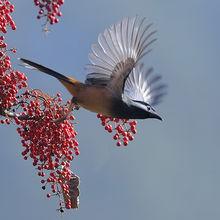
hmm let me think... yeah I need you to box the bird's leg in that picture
[71,96,80,110]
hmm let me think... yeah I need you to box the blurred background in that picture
[1,0,220,219]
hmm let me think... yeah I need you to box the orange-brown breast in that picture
[76,85,115,116]
[59,78,116,116]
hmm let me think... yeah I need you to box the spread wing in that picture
[85,16,157,96]
[122,64,167,106]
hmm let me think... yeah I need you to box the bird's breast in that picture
[76,85,115,116]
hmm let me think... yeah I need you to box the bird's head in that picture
[128,99,162,120]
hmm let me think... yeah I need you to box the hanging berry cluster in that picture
[97,114,137,146]
[0,39,27,123]
[15,90,80,210]
[0,0,80,212]
[34,0,64,25]
[0,1,22,115]
[0,0,16,33]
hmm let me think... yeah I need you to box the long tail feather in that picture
[19,58,81,96]
[20,58,77,84]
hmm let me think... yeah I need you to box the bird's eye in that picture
[147,106,151,111]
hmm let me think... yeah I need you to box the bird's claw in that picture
[71,97,80,110]
[74,105,80,110]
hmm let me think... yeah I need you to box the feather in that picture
[85,64,112,76]
[123,63,166,106]
[85,16,157,91]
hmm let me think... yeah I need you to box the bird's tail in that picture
[19,58,81,96]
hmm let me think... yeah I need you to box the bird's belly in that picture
[77,86,114,116]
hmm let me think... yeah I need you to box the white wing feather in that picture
[122,64,166,106]
[85,16,156,85]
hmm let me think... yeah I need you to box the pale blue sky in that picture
[1,0,220,219]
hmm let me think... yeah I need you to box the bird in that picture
[20,16,166,120]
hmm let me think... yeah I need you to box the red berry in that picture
[46,193,51,198]
[116,141,121,147]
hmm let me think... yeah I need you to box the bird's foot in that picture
[71,97,80,110]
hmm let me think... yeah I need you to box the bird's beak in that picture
[149,112,163,121]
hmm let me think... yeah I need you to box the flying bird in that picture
[20,16,166,120]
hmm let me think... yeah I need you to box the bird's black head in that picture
[111,98,162,120]
[127,100,162,120]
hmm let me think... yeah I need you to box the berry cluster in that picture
[0,36,27,123]
[97,114,137,146]
[15,91,80,211]
[0,0,16,33]
[0,0,80,212]
[34,0,64,25]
